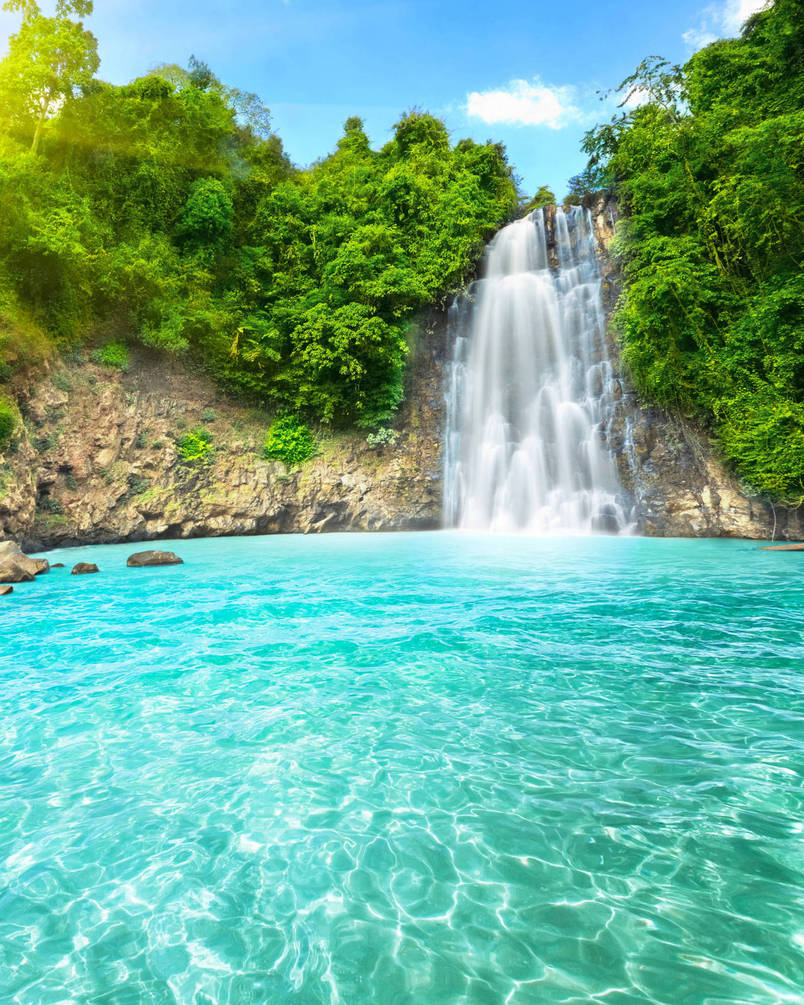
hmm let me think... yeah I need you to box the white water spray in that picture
[444,206,631,534]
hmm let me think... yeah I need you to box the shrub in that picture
[263,415,316,466]
[522,185,556,213]
[177,427,214,465]
[34,432,58,453]
[366,427,399,449]
[37,495,63,515]
[92,342,129,370]
[0,396,16,448]
[127,474,149,496]
[52,370,73,392]
[180,178,234,248]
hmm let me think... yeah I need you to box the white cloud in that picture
[683,0,771,51]
[682,26,719,49]
[722,0,771,31]
[465,78,582,130]
[620,86,652,110]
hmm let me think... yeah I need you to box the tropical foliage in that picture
[583,0,804,501]
[0,1,517,430]
[176,427,214,465]
[0,395,15,445]
[263,414,316,466]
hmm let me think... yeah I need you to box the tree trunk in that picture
[30,97,50,154]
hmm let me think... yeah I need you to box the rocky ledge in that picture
[0,313,447,551]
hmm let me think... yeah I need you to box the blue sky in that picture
[0,0,768,196]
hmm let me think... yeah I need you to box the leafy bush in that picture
[521,185,555,213]
[177,427,214,464]
[92,342,129,370]
[263,415,316,466]
[179,178,234,248]
[52,370,73,391]
[34,432,58,453]
[37,495,63,515]
[0,395,16,447]
[366,427,399,449]
[564,167,604,207]
[127,473,149,496]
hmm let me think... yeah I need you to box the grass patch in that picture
[92,342,129,370]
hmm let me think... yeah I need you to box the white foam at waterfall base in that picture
[444,206,632,534]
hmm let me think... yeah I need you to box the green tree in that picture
[0,0,99,153]
[582,0,804,502]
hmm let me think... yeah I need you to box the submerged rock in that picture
[52,562,65,568]
[0,584,13,596]
[71,562,99,575]
[126,550,183,567]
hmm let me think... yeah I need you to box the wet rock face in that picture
[589,194,803,540]
[0,311,448,549]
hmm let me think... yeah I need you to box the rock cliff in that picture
[0,202,800,547]
[0,315,448,550]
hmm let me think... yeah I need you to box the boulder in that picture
[0,540,45,579]
[51,563,65,568]
[71,562,99,575]
[126,550,183,567]
[759,543,804,551]
[0,584,13,596]
[0,563,34,583]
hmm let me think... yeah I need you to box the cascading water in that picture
[444,206,632,534]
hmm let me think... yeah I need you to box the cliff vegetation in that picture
[0,0,517,440]
[582,0,804,503]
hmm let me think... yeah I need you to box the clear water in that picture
[2,533,804,1004]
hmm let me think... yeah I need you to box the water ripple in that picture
[1,533,803,1003]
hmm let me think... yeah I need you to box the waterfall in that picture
[444,206,632,534]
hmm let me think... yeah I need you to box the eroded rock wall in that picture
[0,312,448,550]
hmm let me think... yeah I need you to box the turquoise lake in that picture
[2,532,803,1004]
